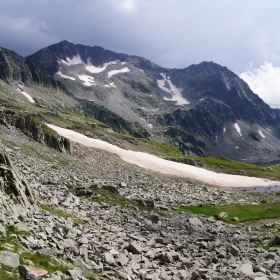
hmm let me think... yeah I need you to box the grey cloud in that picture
[1,0,280,106]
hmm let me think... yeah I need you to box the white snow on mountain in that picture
[157,73,189,105]
[56,71,76,80]
[61,55,84,66]
[16,84,35,103]
[258,128,265,138]
[109,82,117,88]
[58,56,120,74]
[86,61,117,74]
[108,67,130,78]
[234,123,242,136]
[78,75,96,86]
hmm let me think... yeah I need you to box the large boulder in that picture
[0,251,20,268]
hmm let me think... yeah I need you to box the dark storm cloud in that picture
[1,0,280,106]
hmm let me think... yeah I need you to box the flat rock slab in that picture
[0,251,20,268]
[19,265,48,280]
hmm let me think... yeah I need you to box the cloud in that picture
[113,0,138,13]
[239,62,280,108]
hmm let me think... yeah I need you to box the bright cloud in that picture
[240,62,280,108]
[113,0,138,13]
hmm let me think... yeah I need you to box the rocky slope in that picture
[1,123,280,280]
[26,41,280,163]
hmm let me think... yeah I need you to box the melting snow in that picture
[109,82,117,88]
[61,55,84,66]
[234,123,242,136]
[16,85,35,103]
[58,56,120,74]
[56,71,76,81]
[108,67,130,78]
[157,73,189,106]
[78,75,96,86]
[45,123,280,188]
[258,129,265,138]
[85,61,117,74]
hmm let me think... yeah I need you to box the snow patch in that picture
[223,127,226,133]
[108,67,130,78]
[45,123,280,188]
[258,129,265,138]
[56,71,76,81]
[109,82,117,88]
[85,61,117,74]
[149,124,153,128]
[61,55,84,66]
[16,85,35,103]
[157,73,189,106]
[234,123,242,136]
[59,56,119,74]
[78,75,96,86]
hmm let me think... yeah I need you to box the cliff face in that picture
[0,47,62,88]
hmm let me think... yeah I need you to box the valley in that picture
[0,42,280,279]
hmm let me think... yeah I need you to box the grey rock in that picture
[238,263,253,277]
[228,244,239,257]
[127,242,142,254]
[217,212,228,220]
[104,252,115,265]
[19,265,48,280]
[270,235,280,246]
[0,250,20,268]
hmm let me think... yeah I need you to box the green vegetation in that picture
[74,187,154,212]
[187,156,280,180]
[40,204,84,225]
[0,225,22,252]
[20,252,69,274]
[180,201,280,223]
[0,264,21,280]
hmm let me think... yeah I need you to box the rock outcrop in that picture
[0,111,73,154]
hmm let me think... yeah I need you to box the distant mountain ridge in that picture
[1,40,280,163]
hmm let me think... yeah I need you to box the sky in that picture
[1,0,280,108]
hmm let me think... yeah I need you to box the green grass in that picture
[0,225,23,252]
[20,252,69,274]
[40,204,84,225]
[0,264,21,280]
[180,201,280,223]
[74,187,154,212]
[187,156,280,180]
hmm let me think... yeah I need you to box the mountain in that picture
[1,42,280,280]
[24,40,280,163]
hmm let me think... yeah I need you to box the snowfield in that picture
[108,67,130,78]
[78,75,96,86]
[46,124,280,188]
[157,73,189,105]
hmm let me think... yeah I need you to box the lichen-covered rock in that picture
[0,251,20,268]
